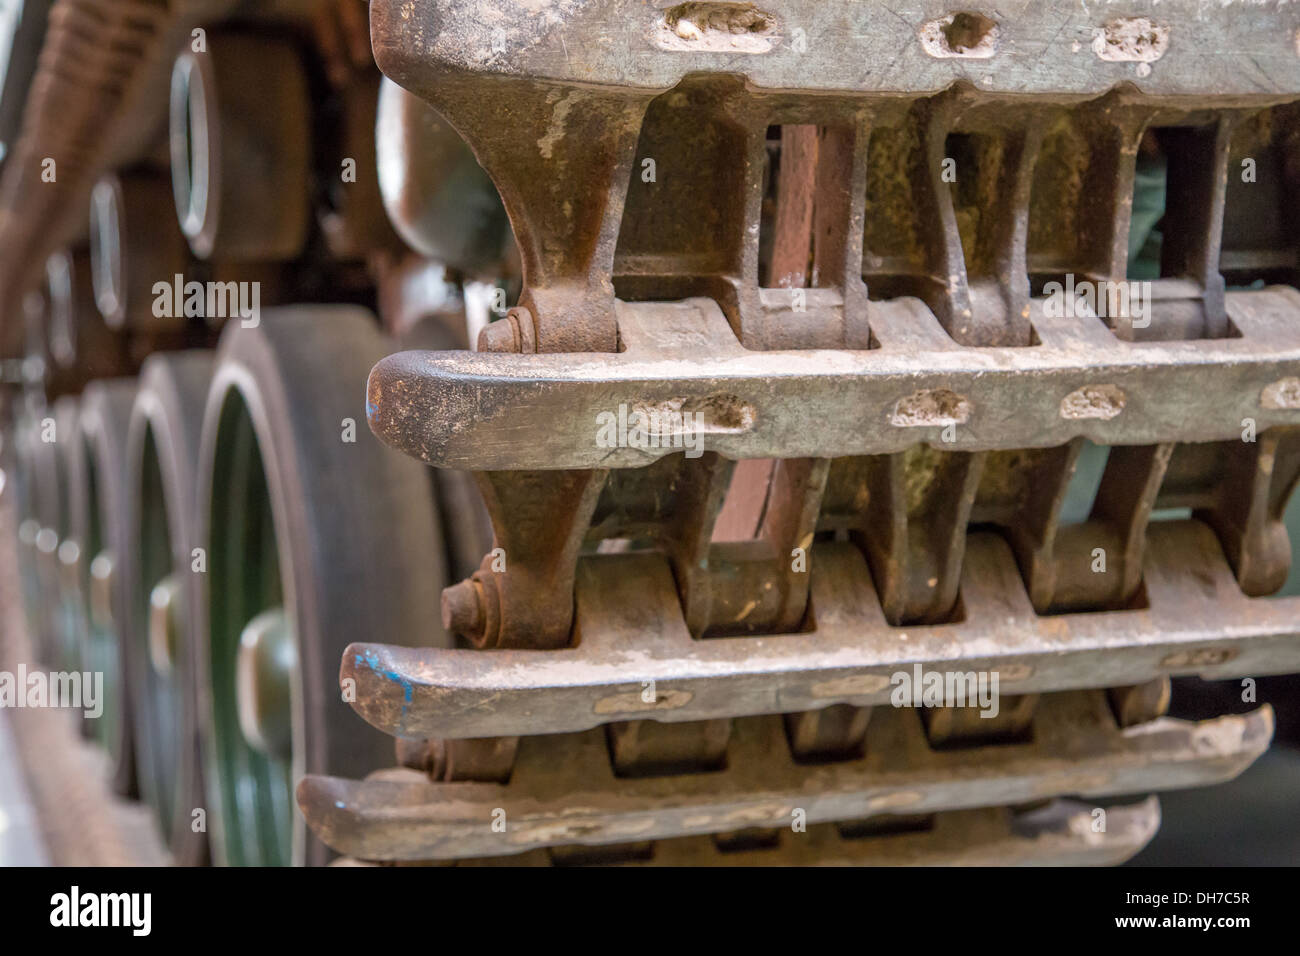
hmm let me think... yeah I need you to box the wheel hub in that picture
[234,607,294,759]
[147,575,181,678]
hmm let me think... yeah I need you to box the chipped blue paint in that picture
[360,649,414,725]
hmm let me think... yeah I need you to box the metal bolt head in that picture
[477,306,536,353]
[477,316,519,352]
[508,306,537,352]
[395,737,442,777]
[441,578,485,640]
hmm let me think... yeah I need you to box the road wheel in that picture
[197,306,446,866]
[77,379,141,797]
[127,351,216,864]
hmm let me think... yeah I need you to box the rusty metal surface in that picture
[369,291,1300,470]
[2,0,1297,867]
[339,798,1162,867]
[343,523,1300,741]
[598,797,1162,867]
[370,2,1300,358]
[442,468,606,649]
[371,1,1300,99]
[298,692,1269,861]
[313,1,1300,865]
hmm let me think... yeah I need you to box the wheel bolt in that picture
[478,316,518,352]
[441,578,485,640]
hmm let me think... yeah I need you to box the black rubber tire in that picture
[196,306,446,866]
[76,379,141,799]
[127,351,215,866]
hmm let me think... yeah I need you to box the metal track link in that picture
[344,523,1299,741]
[369,292,1300,471]
[300,0,1300,862]
[333,798,1162,867]
[298,693,1268,862]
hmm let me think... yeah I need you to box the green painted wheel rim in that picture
[206,387,297,867]
[134,424,184,839]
